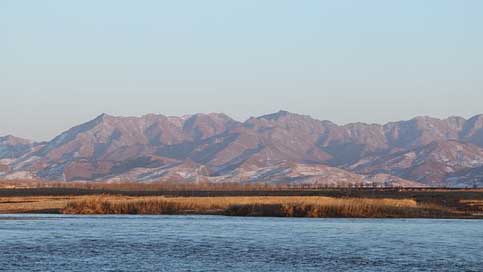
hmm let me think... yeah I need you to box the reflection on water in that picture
[1,215,482,272]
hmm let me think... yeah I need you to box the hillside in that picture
[2,111,483,187]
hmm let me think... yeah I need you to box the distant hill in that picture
[2,111,483,187]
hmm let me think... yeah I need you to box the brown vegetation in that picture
[60,196,465,218]
[460,200,483,213]
[0,196,69,213]
[1,181,483,218]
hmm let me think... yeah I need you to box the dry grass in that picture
[61,196,458,218]
[460,200,483,212]
[0,194,476,218]
[0,196,70,213]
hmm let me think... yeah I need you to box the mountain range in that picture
[1,111,483,187]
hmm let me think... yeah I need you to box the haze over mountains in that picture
[1,111,483,187]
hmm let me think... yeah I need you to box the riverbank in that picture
[1,195,482,218]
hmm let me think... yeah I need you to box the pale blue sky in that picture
[1,0,482,140]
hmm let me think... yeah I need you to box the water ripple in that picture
[0,215,482,271]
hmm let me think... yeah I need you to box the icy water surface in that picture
[0,215,482,271]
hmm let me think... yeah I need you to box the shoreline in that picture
[2,214,483,220]
[1,194,482,219]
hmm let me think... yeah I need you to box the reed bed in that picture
[0,196,69,213]
[460,200,483,212]
[62,196,457,218]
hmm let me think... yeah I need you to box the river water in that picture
[0,215,482,271]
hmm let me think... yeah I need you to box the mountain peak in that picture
[91,113,118,124]
[3,111,483,187]
[257,110,306,121]
[411,115,439,123]
[188,112,233,120]
[0,135,32,145]
[96,113,112,119]
[0,135,35,160]
[467,114,483,123]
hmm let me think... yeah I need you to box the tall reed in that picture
[62,196,456,218]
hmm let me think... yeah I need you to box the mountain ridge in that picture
[2,111,483,187]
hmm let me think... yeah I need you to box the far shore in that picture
[1,189,482,219]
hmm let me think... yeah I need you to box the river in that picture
[1,215,482,271]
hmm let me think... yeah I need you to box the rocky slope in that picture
[2,111,483,187]
[0,135,41,176]
[0,135,36,160]
[350,140,483,186]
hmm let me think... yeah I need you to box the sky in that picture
[1,0,482,141]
